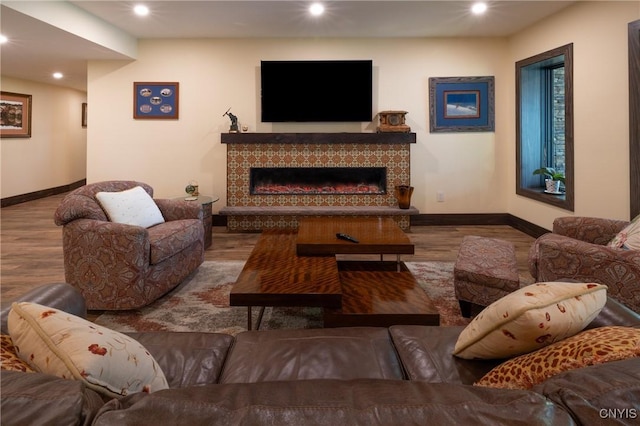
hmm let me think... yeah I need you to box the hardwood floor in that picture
[0,193,536,301]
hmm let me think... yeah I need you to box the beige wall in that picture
[3,2,637,228]
[88,37,508,212]
[1,77,86,198]
[506,1,639,226]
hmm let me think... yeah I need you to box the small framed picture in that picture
[429,76,495,133]
[133,82,179,119]
[1,91,32,138]
[82,103,88,128]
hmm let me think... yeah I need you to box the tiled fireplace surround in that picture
[220,133,417,231]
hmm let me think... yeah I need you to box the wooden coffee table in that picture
[297,217,414,271]
[230,217,439,329]
[229,230,342,330]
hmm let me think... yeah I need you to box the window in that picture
[516,44,574,211]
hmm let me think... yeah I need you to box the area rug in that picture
[94,260,483,335]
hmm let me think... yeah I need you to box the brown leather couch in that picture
[529,216,640,313]
[2,283,639,426]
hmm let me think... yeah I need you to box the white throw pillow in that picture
[453,282,607,360]
[96,185,165,228]
[608,214,640,250]
[8,302,168,399]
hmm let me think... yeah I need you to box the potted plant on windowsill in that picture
[533,167,565,194]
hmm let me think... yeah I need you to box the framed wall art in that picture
[428,76,494,133]
[1,91,32,138]
[133,82,179,119]
[82,103,88,128]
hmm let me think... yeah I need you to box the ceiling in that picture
[1,1,576,91]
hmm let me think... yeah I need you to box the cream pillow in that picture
[8,302,168,399]
[453,282,607,360]
[96,185,165,228]
[608,214,640,250]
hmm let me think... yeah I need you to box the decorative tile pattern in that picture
[225,142,412,230]
[227,215,411,232]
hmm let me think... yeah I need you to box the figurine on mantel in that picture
[223,108,239,133]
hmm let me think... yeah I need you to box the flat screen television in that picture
[260,60,373,122]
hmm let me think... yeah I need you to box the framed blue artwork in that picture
[429,76,494,132]
[133,82,179,119]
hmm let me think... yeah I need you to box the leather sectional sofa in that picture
[2,283,639,425]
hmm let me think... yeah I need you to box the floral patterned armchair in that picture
[54,181,205,310]
[528,216,640,313]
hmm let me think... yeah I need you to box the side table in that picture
[174,195,219,249]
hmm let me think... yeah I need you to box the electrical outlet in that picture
[436,191,445,202]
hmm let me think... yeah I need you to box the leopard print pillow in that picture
[475,326,640,390]
[0,334,34,373]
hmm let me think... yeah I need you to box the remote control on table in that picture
[336,233,359,243]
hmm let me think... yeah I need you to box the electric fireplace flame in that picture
[250,167,387,195]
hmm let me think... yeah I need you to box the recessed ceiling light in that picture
[134,4,150,16]
[471,2,488,15]
[0,34,8,44]
[309,3,324,17]
[53,72,64,79]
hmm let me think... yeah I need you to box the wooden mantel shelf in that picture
[221,132,416,144]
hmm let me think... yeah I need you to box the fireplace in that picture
[220,132,416,231]
[250,167,386,195]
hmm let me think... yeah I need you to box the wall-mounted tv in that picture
[260,60,373,122]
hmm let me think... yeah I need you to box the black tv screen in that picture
[261,60,373,122]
